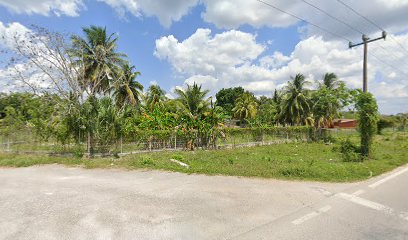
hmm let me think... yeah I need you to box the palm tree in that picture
[112,63,143,108]
[146,85,166,111]
[279,74,311,125]
[71,25,126,96]
[232,92,258,124]
[175,83,209,116]
[321,73,342,90]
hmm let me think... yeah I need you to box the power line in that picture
[376,43,408,68]
[335,0,408,56]
[300,0,364,35]
[256,0,408,82]
[256,0,351,42]
[370,52,408,78]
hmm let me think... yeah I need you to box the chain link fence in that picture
[0,128,359,156]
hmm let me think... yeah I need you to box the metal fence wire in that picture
[0,128,358,156]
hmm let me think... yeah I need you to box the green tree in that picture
[175,83,210,117]
[146,85,167,111]
[279,74,311,125]
[71,25,126,96]
[321,73,342,90]
[311,83,354,128]
[112,63,143,108]
[355,92,379,158]
[232,92,258,124]
[215,87,245,116]
[70,26,126,156]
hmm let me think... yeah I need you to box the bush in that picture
[141,156,154,166]
[355,92,379,158]
[72,144,84,158]
[377,118,394,134]
[339,138,361,162]
[171,154,184,161]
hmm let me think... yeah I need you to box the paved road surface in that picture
[0,164,407,239]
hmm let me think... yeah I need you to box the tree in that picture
[279,74,311,125]
[70,26,127,156]
[215,87,245,116]
[311,83,354,128]
[146,85,167,111]
[232,92,258,124]
[71,25,126,96]
[321,73,342,90]
[355,92,379,158]
[175,83,209,116]
[112,63,143,108]
[272,89,281,105]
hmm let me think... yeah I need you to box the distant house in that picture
[333,119,358,129]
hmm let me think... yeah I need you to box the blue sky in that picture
[0,0,408,114]
[0,1,301,91]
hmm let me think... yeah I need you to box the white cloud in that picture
[0,22,32,50]
[201,0,300,29]
[3,0,408,37]
[155,28,264,76]
[97,0,198,27]
[0,22,66,93]
[0,0,84,17]
[155,29,408,114]
[200,0,408,40]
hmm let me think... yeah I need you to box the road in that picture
[0,164,407,240]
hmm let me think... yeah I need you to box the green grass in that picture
[0,132,407,182]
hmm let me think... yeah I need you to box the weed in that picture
[171,154,184,161]
[141,156,154,166]
[339,138,361,162]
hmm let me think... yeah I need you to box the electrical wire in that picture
[256,0,351,42]
[300,0,364,35]
[335,0,408,56]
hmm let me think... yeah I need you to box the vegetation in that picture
[215,87,245,116]
[356,92,379,157]
[1,132,407,182]
[1,24,407,172]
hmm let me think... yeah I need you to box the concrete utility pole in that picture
[349,31,387,92]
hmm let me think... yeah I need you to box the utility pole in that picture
[349,31,387,92]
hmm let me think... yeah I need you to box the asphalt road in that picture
[0,164,407,240]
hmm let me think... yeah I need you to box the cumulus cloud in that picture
[3,0,408,37]
[97,0,198,27]
[0,0,84,17]
[155,29,264,76]
[0,22,62,93]
[201,0,408,40]
[155,28,408,113]
[0,22,32,50]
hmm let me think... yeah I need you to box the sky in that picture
[0,0,408,114]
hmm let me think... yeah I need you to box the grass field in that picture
[0,131,407,182]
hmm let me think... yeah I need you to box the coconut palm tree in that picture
[232,92,258,124]
[146,85,166,111]
[279,74,311,125]
[175,83,209,116]
[321,73,342,90]
[112,63,143,108]
[71,25,126,96]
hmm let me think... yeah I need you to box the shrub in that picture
[171,154,184,161]
[72,144,84,158]
[141,156,154,166]
[377,118,394,134]
[339,138,361,162]
[355,92,379,158]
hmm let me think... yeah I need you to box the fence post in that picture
[120,136,123,154]
[174,134,177,150]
